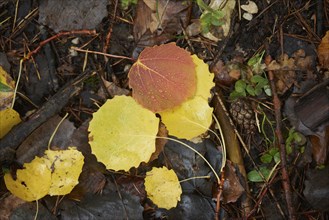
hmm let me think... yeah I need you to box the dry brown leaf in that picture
[267,50,313,94]
[318,31,329,69]
[222,160,245,203]
[149,122,168,162]
[310,126,329,166]
[133,0,191,47]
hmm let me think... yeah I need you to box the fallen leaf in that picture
[88,95,159,171]
[160,55,214,139]
[4,157,52,202]
[201,0,236,42]
[144,167,182,209]
[129,43,197,112]
[149,122,168,162]
[45,147,84,196]
[0,108,21,139]
[318,31,329,69]
[222,161,244,203]
[0,66,15,110]
[192,55,215,100]
[38,0,107,32]
[160,96,213,140]
[133,0,191,47]
[241,1,258,14]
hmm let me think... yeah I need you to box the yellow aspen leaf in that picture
[0,108,21,138]
[159,55,214,139]
[4,157,51,202]
[145,167,182,209]
[192,55,215,100]
[88,96,159,171]
[45,147,84,196]
[0,66,15,110]
[160,96,213,140]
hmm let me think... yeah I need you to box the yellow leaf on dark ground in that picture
[145,167,182,209]
[45,147,84,196]
[88,96,159,171]
[0,108,21,138]
[4,157,52,202]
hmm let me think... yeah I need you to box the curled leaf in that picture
[128,43,197,112]
[145,167,182,209]
[88,96,159,171]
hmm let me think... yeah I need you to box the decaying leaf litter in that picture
[0,0,329,219]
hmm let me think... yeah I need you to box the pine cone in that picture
[230,98,257,134]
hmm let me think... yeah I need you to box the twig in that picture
[71,46,135,61]
[265,55,296,220]
[0,70,93,165]
[23,29,97,61]
[103,0,119,56]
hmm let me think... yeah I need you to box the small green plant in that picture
[196,0,225,33]
[230,75,271,99]
[247,128,306,183]
[230,51,271,100]
[120,0,137,9]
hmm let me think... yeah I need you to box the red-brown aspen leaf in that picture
[128,43,197,112]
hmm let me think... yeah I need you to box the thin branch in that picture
[23,29,97,61]
[265,55,296,220]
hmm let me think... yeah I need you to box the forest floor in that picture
[0,0,329,219]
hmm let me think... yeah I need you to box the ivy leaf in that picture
[88,96,159,171]
[128,43,197,112]
[144,167,182,209]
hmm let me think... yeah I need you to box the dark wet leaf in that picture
[38,0,107,32]
[159,137,222,198]
[154,193,216,220]
[303,165,329,211]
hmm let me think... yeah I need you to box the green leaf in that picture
[274,152,280,163]
[235,80,246,93]
[229,90,245,100]
[246,85,255,96]
[260,153,273,164]
[268,148,278,156]
[0,81,12,92]
[251,75,265,84]
[247,167,271,182]
[263,85,272,96]
[254,87,262,96]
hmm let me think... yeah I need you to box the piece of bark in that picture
[294,79,329,131]
[0,71,92,164]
